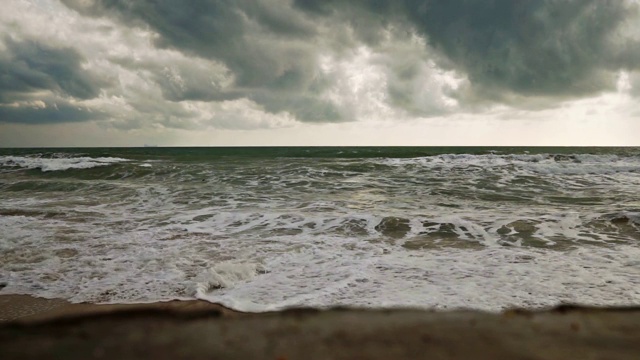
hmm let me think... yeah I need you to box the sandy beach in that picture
[2,294,640,359]
[0,294,241,323]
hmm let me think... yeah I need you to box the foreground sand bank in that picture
[1,295,640,359]
[0,294,241,323]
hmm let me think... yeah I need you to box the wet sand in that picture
[1,295,640,359]
[0,294,241,323]
[0,295,71,322]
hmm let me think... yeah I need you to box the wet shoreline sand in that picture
[0,294,241,323]
[1,294,640,359]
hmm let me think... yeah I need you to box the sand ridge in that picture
[1,295,640,359]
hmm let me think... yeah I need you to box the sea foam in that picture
[194,262,262,295]
[1,149,640,312]
[0,155,128,172]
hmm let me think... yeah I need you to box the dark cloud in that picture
[0,38,105,124]
[293,1,404,46]
[295,0,640,105]
[61,0,346,122]
[403,0,639,98]
[0,99,104,124]
[252,92,345,122]
[57,0,640,123]
[0,38,102,102]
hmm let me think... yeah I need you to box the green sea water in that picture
[2,146,639,160]
[1,147,639,311]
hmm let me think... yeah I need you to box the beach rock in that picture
[506,220,537,234]
[375,217,411,238]
[611,216,630,225]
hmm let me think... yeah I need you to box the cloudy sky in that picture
[1,0,640,146]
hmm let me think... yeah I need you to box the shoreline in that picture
[3,293,640,323]
[1,295,640,359]
[0,294,242,323]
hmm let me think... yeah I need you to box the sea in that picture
[1,147,639,312]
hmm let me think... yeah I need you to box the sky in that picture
[1,0,640,147]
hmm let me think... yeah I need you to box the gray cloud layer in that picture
[0,100,103,124]
[295,0,640,102]
[403,0,639,98]
[61,0,347,122]
[0,38,95,100]
[3,0,639,127]
[0,38,105,123]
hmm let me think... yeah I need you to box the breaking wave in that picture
[1,147,640,312]
[0,155,129,172]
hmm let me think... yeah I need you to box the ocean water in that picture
[1,147,639,312]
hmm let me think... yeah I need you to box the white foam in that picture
[193,242,640,312]
[0,156,128,172]
[375,153,640,176]
[194,262,261,295]
[2,151,640,312]
[1,205,639,311]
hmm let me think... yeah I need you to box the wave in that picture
[0,155,129,172]
[2,147,639,311]
[177,210,640,248]
[373,153,640,176]
[194,262,263,294]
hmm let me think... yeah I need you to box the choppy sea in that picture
[1,147,639,312]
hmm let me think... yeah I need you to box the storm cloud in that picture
[0,38,105,123]
[296,0,640,103]
[60,0,350,122]
[2,0,639,133]
[0,99,103,124]
[0,38,101,101]
[403,0,640,98]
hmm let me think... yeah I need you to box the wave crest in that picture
[194,262,263,296]
[0,155,128,172]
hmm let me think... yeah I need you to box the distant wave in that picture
[0,155,129,172]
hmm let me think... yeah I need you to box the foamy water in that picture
[0,154,128,172]
[1,147,639,312]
